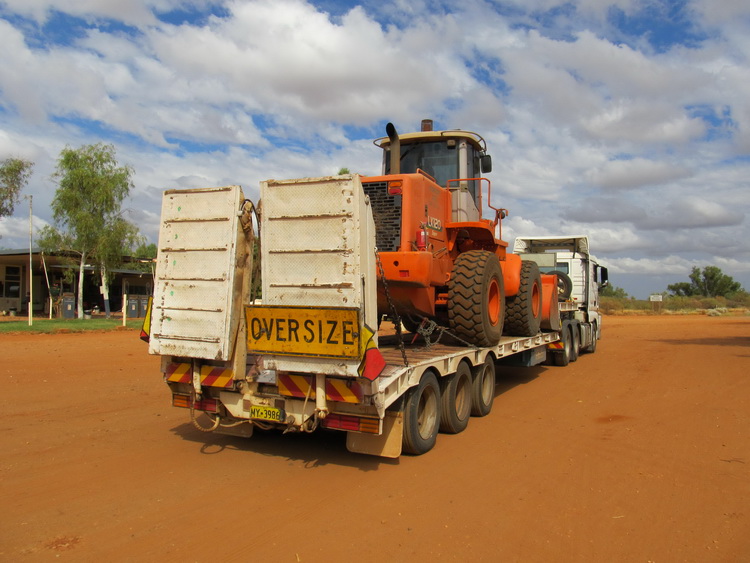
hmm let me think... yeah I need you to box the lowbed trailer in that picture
[147,177,585,458]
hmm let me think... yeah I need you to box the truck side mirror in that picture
[480,154,492,173]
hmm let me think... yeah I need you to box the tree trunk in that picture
[100,264,111,318]
[77,252,86,319]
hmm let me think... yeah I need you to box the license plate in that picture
[245,305,360,358]
[250,405,285,423]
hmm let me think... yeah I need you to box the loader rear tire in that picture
[439,361,472,434]
[504,260,543,337]
[448,250,504,347]
[402,371,441,455]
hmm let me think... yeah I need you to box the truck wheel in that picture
[504,260,543,337]
[402,371,441,455]
[439,361,472,434]
[584,322,598,353]
[554,324,571,366]
[470,355,496,417]
[549,270,573,301]
[569,322,580,362]
[448,250,504,347]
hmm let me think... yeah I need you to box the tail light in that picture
[322,413,381,434]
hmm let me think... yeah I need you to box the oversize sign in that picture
[245,305,360,359]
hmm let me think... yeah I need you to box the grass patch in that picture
[0,317,141,334]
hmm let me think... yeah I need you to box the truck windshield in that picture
[386,141,459,187]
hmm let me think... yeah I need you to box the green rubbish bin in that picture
[62,295,75,319]
[127,297,140,318]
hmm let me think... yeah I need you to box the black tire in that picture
[549,270,573,301]
[470,355,496,417]
[554,323,571,366]
[584,322,598,353]
[448,250,504,347]
[569,322,580,362]
[439,362,472,434]
[504,260,543,337]
[402,371,441,455]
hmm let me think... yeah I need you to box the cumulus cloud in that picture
[588,158,692,190]
[0,0,748,295]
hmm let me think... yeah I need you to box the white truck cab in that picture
[513,235,609,363]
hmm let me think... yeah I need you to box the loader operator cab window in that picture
[385,139,482,205]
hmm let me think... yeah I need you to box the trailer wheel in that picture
[448,250,504,347]
[402,371,441,455]
[554,324,572,366]
[470,355,496,417]
[504,260,543,337]
[439,361,472,434]
[549,270,573,301]
[569,322,580,362]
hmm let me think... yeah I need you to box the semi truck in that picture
[513,236,609,365]
[145,122,602,458]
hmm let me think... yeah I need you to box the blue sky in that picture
[1,0,749,298]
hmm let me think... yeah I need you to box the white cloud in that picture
[1,0,749,297]
[588,158,692,190]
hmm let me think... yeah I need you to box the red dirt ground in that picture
[1,315,749,561]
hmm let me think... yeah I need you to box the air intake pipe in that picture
[386,122,400,175]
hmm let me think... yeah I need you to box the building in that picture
[0,248,153,316]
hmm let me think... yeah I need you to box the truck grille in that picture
[363,181,401,252]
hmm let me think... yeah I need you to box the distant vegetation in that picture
[601,266,748,315]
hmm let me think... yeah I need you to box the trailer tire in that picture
[402,371,441,455]
[448,250,504,347]
[549,270,573,301]
[470,355,496,417]
[440,361,472,434]
[554,324,572,366]
[504,260,543,337]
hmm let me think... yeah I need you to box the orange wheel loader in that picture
[361,119,555,345]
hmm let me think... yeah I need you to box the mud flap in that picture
[214,424,254,438]
[346,410,403,458]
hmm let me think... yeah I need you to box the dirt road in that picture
[1,315,749,561]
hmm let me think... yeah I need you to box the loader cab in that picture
[376,121,492,223]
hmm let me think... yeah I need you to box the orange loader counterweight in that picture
[363,120,546,346]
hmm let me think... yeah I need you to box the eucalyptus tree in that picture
[38,143,138,318]
[0,157,33,218]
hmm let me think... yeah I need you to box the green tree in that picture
[0,157,33,218]
[667,266,743,297]
[600,284,629,299]
[130,241,157,273]
[38,143,136,318]
[337,167,351,175]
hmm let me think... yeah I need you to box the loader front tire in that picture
[448,250,504,347]
[504,260,543,337]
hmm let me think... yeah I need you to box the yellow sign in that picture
[245,305,360,358]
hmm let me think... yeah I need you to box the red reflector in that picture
[322,414,380,434]
[172,394,219,413]
[399,270,409,277]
